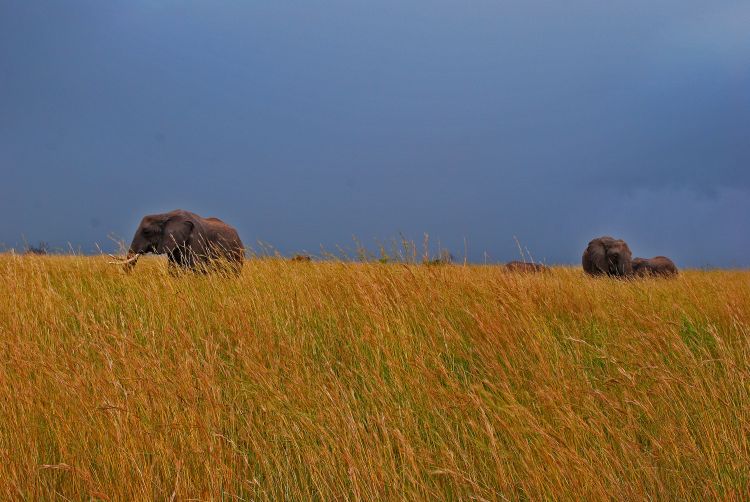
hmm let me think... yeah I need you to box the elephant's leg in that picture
[186,248,205,271]
[166,249,189,275]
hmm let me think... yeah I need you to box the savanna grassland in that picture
[1,254,749,500]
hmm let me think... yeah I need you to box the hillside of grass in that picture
[0,255,748,499]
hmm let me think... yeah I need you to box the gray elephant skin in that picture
[582,236,633,277]
[632,256,678,277]
[124,209,244,274]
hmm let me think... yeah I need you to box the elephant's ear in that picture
[157,215,194,255]
[587,241,608,274]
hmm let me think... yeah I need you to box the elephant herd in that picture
[581,236,678,278]
[503,236,677,278]
[111,209,678,278]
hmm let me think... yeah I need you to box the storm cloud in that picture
[1,1,747,266]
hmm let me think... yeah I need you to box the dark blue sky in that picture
[1,1,748,266]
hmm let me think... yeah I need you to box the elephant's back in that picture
[652,256,679,274]
[200,218,244,260]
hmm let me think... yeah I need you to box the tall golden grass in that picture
[0,254,748,500]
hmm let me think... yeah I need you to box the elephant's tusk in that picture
[107,253,140,265]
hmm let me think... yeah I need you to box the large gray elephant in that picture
[582,236,633,277]
[632,256,678,277]
[115,209,244,274]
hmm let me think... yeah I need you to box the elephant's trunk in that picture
[122,232,151,271]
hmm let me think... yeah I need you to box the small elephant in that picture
[115,209,244,274]
[505,261,548,273]
[582,236,633,277]
[632,256,678,277]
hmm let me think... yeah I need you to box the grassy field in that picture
[1,254,748,500]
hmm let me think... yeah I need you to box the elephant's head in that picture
[604,240,633,276]
[124,211,197,271]
[585,236,633,277]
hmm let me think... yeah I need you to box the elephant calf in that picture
[115,209,244,274]
[632,256,678,277]
[582,236,633,277]
[505,261,548,273]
